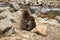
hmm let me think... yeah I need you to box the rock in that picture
[10,0,17,1]
[1,10,14,20]
[16,0,21,3]
[29,7,35,13]
[55,16,60,23]
[0,4,21,34]
[0,18,12,34]
[31,19,48,36]
[0,9,20,22]
[7,27,15,35]
[22,37,30,40]
[48,19,59,26]
[0,6,10,11]
[22,33,30,39]
[9,1,20,10]
[0,9,21,34]
[0,11,8,20]
[0,2,8,7]
[15,10,22,15]
[36,17,60,26]
[11,11,22,30]
[2,0,9,2]
[36,17,48,24]
[11,11,21,23]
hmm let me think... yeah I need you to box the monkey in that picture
[20,9,36,31]
[20,9,30,30]
[27,16,36,31]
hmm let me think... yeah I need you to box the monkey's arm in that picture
[27,21,36,31]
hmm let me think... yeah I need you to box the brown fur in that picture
[22,9,30,19]
[27,16,36,31]
[20,9,36,31]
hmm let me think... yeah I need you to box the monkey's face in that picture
[23,9,30,18]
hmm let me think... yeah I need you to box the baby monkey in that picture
[20,9,36,31]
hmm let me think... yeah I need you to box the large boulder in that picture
[0,18,12,34]
[0,7,15,34]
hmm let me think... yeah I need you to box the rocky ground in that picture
[0,22,60,40]
[0,1,60,40]
[0,6,59,40]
